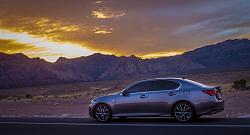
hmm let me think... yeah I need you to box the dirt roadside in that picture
[0,90,250,118]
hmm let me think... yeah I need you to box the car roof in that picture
[140,77,185,82]
[137,78,209,88]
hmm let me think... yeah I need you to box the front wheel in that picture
[173,102,194,122]
[94,104,112,122]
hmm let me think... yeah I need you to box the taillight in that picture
[202,89,217,96]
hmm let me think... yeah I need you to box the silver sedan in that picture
[89,78,224,122]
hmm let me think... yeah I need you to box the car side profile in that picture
[89,78,224,122]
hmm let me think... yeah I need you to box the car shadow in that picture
[108,117,228,124]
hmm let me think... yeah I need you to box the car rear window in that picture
[184,79,208,88]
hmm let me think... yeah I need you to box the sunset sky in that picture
[0,0,250,62]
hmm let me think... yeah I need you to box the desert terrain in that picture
[0,70,250,118]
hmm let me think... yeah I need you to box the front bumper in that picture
[88,103,95,119]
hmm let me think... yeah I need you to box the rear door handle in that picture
[168,91,176,96]
[140,94,147,98]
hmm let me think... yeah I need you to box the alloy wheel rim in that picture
[95,104,110,121]
[174,104,192,122]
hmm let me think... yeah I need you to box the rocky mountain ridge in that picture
[0,39,250,89]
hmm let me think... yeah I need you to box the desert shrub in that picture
[232,79,247,90]
[0,95,8,100]
[25,94,32,99]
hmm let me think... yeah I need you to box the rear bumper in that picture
[195,99,224,115]
[206,101,224,114]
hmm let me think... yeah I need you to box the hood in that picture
[92,92,119,102]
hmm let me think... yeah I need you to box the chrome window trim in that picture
[119,91,149,96]
[121,79,182,95]
[128,91,150,95]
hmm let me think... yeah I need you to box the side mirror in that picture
[122,91,129,96]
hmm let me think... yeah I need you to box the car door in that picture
[113,81,151,116]
[146,80,181,115]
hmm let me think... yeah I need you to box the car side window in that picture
[125,81,150,93]
[150,80,180,91]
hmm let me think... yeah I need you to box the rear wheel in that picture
[173,102,194,122]
[94,104,112,122]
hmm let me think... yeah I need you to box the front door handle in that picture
[140,94,147,98]
[168,91,176,96]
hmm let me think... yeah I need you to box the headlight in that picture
[90,99,96,104]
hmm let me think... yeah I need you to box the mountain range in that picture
[0,39,250,89]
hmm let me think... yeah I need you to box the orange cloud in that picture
[91,8,125,19]
[0,39,42,53]
[1,17,83,42]
[93,26,113,34]
[93,1,103,4]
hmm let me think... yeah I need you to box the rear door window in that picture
[150,80,180,91]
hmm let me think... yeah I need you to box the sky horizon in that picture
[1,0,250,62]
[1,38,249,63]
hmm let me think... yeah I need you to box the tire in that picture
[173,102,194,122]
[94,104,112,122]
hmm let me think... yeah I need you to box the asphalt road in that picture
[0,117,250,135]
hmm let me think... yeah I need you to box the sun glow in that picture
[141,51,183,59]
[0,29,94,62]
